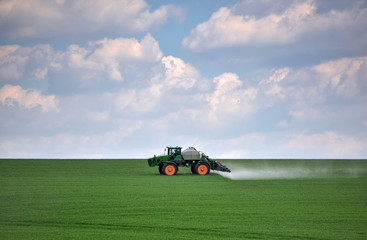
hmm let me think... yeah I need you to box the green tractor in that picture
[147,146,231,175]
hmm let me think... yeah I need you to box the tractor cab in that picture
[164,147,182,161]
[167,146,181,156]
[160,146,182,162]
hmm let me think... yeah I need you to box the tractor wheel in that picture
[191,166,197,174]
[195,162,210,175]
[158,164,164,175]
[163,163,178,176]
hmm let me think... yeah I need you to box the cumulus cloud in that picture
[208,72,257,121]
[1,53,366,158]
[281,56,367,111]
[0,0,184,39]
[0,84,58,112]
[160,56,198,89]
[114,55,200,113]
[1,32,366,158]
[203,54,367,134]
[0,34,163,95]
[311,56,367,98]
[151,56,199,92]
[61,33,163,83]
[182,0,367,51]
[0,44,54,81]
[255,56,367,132]
[0,34,201,121]
[114,88,160,113]
[187,54,367,127]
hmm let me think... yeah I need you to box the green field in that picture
[1,159,367,240]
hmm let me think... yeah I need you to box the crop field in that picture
[1,159,367,240]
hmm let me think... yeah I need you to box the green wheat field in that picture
[1,159,366,239]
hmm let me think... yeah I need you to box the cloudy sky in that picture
[1,0,367,159]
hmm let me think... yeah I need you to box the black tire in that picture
[163,163,178,176]
[158,164,164,175]
[195,162,210,175]
[191,165,197,174]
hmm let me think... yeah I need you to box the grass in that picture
[0,159,366,239]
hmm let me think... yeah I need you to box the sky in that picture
[0,0,367,159]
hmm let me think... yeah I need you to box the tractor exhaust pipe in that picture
[213,160,231,172]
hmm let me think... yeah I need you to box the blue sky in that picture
[1,0,367,158]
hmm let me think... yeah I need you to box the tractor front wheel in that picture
[158,164,164,175]
[163,163,178,176]
[191,165,197,174]
[195,162,210,175]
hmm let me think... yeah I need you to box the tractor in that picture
[147,146,231,175]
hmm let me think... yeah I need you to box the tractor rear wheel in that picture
[163,163,178,176]
[195,162,210,175]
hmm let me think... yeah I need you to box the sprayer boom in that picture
[213,160,231,172]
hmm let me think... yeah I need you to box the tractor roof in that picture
[166,146,182,149]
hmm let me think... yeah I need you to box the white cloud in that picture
[114,55,200,114]
[256,56,367,131]
[285,131,367,158]
[208,72,258,121]
[0,45,27,80]
[0,34,163,90]
[93,34,163,63]
[312,56,367,98]
[0,36,200,119]
[1,32,366,159]
[0,44,53,81]
[259,67,291,101]
[114,87,160,113]
[280,56,367,114]
[62,34,163,82]
[182,0,367,51]
[109,54,367,130]
[0,84,58,112]
[0,0,184,39]
[160,56,198,90]
[0,120,142,158]
[186,55,367,126]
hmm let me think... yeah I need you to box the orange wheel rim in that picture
[165,165,175,175]
[197,165,208,175]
